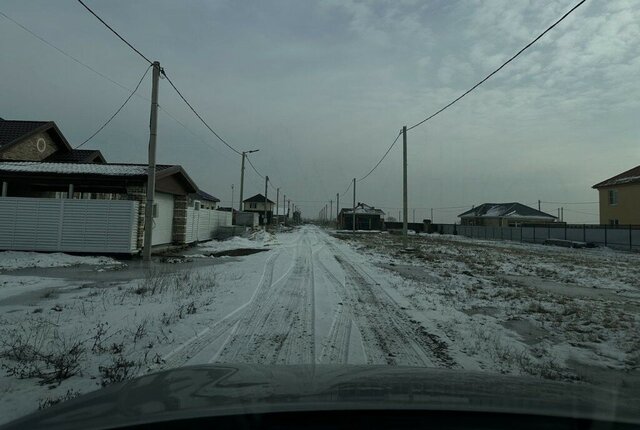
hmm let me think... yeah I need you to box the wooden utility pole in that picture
[336,193,339,226]
[352,178,356,232]
[402,125,408,247]
[283,194,287,226]
[143,61,161,262]
[538,200,541,211]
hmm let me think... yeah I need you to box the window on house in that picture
[152,203,159,218]
[608,189,618,206]
[609,219,619,226]
[250,203,257,209]
[194,201,201,211]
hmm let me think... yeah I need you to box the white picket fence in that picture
[185,208,232,243]
[0,197,139,253]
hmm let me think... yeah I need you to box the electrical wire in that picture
[357,130,402,182]
[0,10,146,98]
[76,64,152,148]
[0,9,232,158]
[407,0,586,131]
[245,155,265,179]
[160,70,242,156]
[76,0,152,64]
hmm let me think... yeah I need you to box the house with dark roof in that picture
[242,193,274,225]
[458,203,557,227]
[592,164,640,225]
[0,119,230,252]
[338,203,385,230]
[0,118,106,164]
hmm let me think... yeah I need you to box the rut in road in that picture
[160,249,281,369]
[215,230,316,364]
[325,240,456,368]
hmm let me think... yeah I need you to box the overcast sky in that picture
[1,0,638,223]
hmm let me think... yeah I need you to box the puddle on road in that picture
[208,248,269,257]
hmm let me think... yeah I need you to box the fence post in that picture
[630,225,633,251]
[604,223,607,247]
[564,224,567,240]
[520,225,523,242]
[548,224,551,241]
[510,227,512,241]
[583,224,586,242]
[533,226,535,243]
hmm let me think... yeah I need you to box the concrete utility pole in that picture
[402,125,408,247]
[538,200,541,211]
[336,193,339,227]
[561,207,564,222]
[238,149,259,212]
[352,178,356,232]
[283,194,287,226]
[275,187,279,226]
[143,61,161,262]
[231,184,234,214]
[431,208,434,223]
[288,200,291,224]
[264,176,269,229]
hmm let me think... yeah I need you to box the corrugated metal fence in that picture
[434,223,640,252]
[0,197,138,253]
[185,208,232,243]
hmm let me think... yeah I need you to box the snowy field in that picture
[0,226,638,423]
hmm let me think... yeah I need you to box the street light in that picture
[239,149,259,212]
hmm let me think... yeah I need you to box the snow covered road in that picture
[163,226,454,368]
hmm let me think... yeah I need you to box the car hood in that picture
[4,364,639,429]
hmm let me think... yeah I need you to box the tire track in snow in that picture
[313,249,352,364]
[215,229,316,364]
[324,238,456,368]
[160,248,281,369]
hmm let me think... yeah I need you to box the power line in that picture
[407,0,586,131]
[0,10,145,98]
[340,181,352,198]
[1,8,240,165]
[161,70,242,156]
[76,64,152,148]
[357,130,402,182]
[76,0,152,64]
[245,155,265,179]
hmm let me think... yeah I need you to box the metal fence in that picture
[185,208,233,243]
[0,197,139,254]
[433,223,640,252]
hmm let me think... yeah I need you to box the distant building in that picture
[458,203,556,227]
[338,203,385,230]
[242,193,274,225]
[592,164,640,225]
